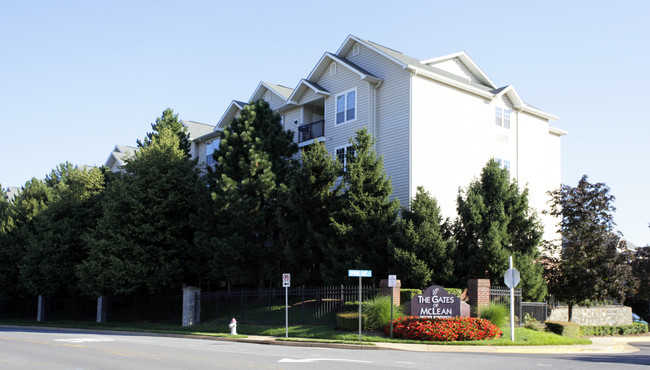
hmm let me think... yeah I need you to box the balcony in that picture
[298,119,325,143]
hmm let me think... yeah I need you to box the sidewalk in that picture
[227,333,650,354]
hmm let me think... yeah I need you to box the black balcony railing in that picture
[298,119,325,143]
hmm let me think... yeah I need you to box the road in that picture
[0,327,648,369]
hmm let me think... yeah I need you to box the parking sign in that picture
[282,273,290,287]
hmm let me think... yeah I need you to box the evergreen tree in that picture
[137,108,191,156]
[328,128,399,284]
[20,166,105,297]
[389,187,455,288]
[276,141,342,285]
[77,125,202,296]
[0,178,53,297]
[455,159,546,301]
[194,100,297,287]
[543,175,635,320]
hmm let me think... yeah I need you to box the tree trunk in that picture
[567,304,573,322]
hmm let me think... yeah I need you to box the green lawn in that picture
[0,319,591,346]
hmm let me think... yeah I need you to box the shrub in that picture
[385,316,501,341]
[545,321,581,338]
[400,289,422,304]
[523,313,544,331]
[364,295,403,330]
[343,301,370,312]
[479,303,509,328]
[336,312,367,331]
[581,322,649,336]
[445,288,463,298]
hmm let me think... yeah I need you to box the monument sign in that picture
[411,285,461,318]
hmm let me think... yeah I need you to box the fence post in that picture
[96,296,107,323]
[182,286,201,327]
[467,279,490,317]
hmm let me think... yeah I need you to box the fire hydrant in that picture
[229,318,237,335]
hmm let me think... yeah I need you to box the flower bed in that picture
[385,316,502,341]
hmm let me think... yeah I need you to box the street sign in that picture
[348,270,372,277]
[282,273,291,287]
[388,275,397,287]
[504,268,520,288]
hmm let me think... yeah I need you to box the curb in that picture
[1,325,647,354]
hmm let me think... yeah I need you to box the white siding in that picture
[428,58,481,85]
[411,74,496,218]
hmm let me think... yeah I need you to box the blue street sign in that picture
[348,270,372,277]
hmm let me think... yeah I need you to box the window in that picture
[335,145,355,172]
[330,62,336,75]
[495,107,511,129]
[206,140,220,165]
[352,43,360,56]
[264,90,272,103]
[336,89,356,125]
[495,157,511,171]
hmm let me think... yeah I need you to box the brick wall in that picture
[379,279,401,306]
[467,279,490,316]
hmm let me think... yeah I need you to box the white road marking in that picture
[396,361,415,364]
[54,338,114,343]
[278,358,372,363]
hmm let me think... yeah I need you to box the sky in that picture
[1,1,648,246]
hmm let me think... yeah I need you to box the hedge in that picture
[581,322,649,336]
[385,316,501,341]
[545,321,581,338]
[336,312,367,331]
[400,289,422,304]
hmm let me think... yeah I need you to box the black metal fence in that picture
[490,286,522,325]
[201,285,379,325]
[105,294,183,323]
[521,302,547,323]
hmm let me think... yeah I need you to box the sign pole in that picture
[358,275,362,342]
[388,274,396,339]
[285,285,288,338]
[509,256,515,342]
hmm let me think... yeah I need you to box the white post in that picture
[285,286,288,338]
[509,256,515,342]
[358,276,362,342]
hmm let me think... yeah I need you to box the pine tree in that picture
[455,159,546,301]
[194,100,297,287]
[137,108,191,156]
[276,141,342,285]
[389,187,455,288]
[77,125,201,296]
[328,128,399,284]
[20,166,105,297]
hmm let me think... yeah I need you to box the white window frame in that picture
[335,144,354,172]
[330,62,336,75]
[495,157,511,171]
[335,88,357,126]
[352,43,360,56]
[264,90,272,103]
[495,106,511,129]
[206,140,220,165]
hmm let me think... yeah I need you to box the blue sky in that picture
[1,1,648,245]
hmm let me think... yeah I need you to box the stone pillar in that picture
[379,279,401,306]
[96,296,108,323]
[182,286,201,327]
[37,295,45,322]
[467,279,490,317]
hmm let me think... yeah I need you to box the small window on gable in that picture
[264,90,272,103]
[495,157,511,171]
[495,107,511,129]
[335,88,356,125]
[352,43,360,56]
[330,62,337,76]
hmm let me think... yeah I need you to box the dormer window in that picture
[330,62,337,76]
[352,43,360,56]
[495,107,511,129]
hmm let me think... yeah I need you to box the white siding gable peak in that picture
[493,85,559,121]
[216,100,247,129]
[421,52,496,89]
[249,81,294,102]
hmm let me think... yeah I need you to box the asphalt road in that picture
[0,327,648,369]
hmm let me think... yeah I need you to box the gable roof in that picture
[336,35,557,121]
[182,120,215,139]
[250,81,294,102]
[104,145,138,169]
[287,79,330,105]
[306,52,382,84]
[216,100,247,129]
